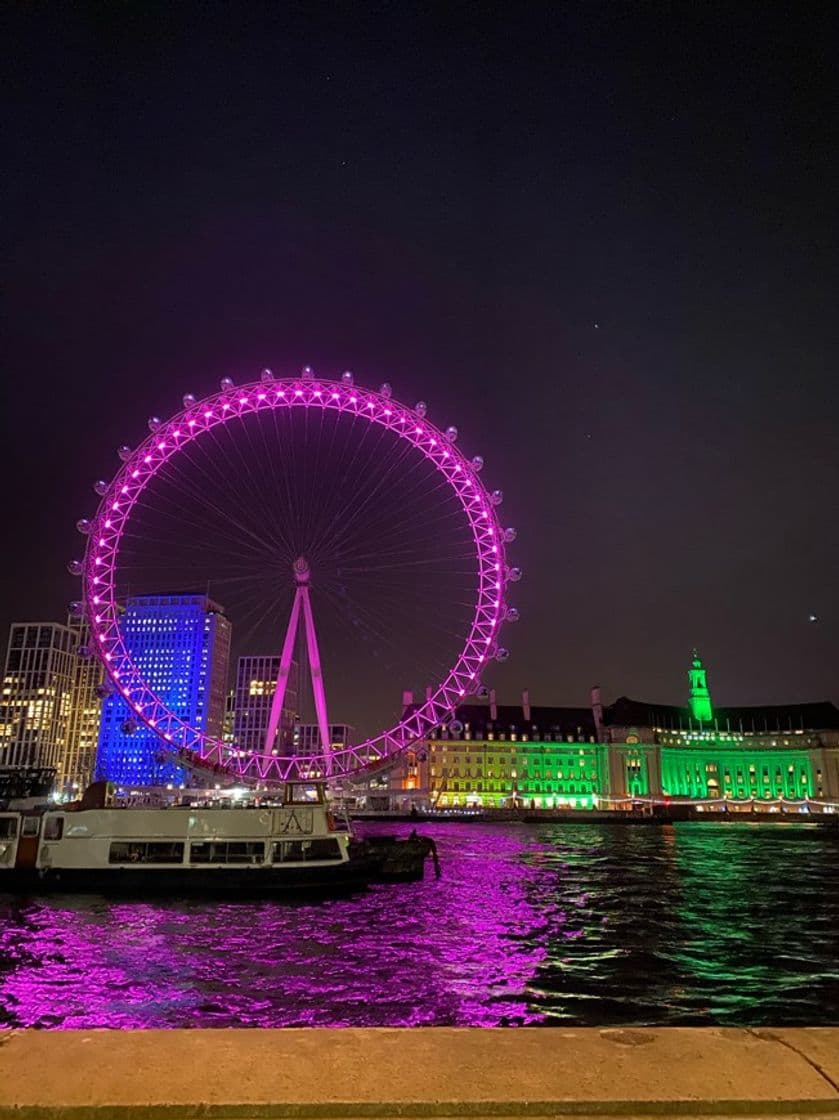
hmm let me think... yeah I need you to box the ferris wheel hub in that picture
[293,556,311,584]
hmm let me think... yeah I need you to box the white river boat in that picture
[0,780,380,896]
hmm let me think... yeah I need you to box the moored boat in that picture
[0,780,379,897]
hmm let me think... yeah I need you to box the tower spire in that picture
[688,648,712,724]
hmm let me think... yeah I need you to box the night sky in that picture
[4,2,837,716]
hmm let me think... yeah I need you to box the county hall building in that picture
[396,653,839,810]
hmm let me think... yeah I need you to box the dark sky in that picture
[3,1,837,714]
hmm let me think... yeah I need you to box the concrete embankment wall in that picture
[1,1027,838,1118]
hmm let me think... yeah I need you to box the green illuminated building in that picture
[403,653,839,810]
[418,701,604,810]
[688,649,713,723]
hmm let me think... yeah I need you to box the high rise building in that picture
[233,655,298,756]
[0,622,77,777]
[222,687,236,746]
[96,595,231,787]
[294,722,352,755]
[0,615,107,793]
[62,612,105,794]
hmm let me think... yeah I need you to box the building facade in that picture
[407,697,603,809]
[0,622,78,776]
[232,655,299,757]
[397,655,839,809]
[62,612,105,793]
[96,595,231,787]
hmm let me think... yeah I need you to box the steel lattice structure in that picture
[73,372,520,785]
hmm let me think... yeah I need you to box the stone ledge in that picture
[0,1028,837,1119]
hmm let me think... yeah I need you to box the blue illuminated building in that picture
[96,595,231,787]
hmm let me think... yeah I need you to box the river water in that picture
[1,820,838,1028]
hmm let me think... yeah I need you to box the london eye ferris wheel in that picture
[69,368,520,786]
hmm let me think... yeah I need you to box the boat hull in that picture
[0,860,375,898]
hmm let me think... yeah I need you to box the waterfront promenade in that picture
[1,1027,839,1118]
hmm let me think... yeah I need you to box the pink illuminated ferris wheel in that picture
[71,369,520,785]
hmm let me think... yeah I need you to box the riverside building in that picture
[232,655,299,756]
[294,722,352,755]
[0,615,104,792]
[399,653,839,810]
[0,622,77,776]
[61,612,105,794]
[95,595,231,787]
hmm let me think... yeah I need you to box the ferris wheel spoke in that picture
[178,420,291,557]
[122,504,273,568]
[149,450,288,560]
[313,579,454,676]
[302,411,397,560]
[315,568,477,649]
[255,409,301,558]
[229,586,292,655]
[200,423,291,558]
[325,449,460,561]
[318,409,420,539]
[233,411,301,560]
[328,515,473,567]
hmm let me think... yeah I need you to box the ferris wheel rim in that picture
[79,373,515,784]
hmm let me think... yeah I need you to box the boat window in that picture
[190,841,265,864]
[109,841,185,864]
[21,817,40,838]
[283,783,322,805]
[44,816,64,840]
[0,818,18,839]
[272,838,342,863]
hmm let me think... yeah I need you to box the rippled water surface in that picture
[2,821,838,1028]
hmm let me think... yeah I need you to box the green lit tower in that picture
[688,649,713,723]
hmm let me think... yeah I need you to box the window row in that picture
[107,838,343,864]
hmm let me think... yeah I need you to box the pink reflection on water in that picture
[0,825,549,1029]
[4,823,836,1029]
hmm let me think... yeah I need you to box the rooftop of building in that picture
[603,695,839,732]
[405,701,597,737]
[123,594,227,614]
[404,683,839,738]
